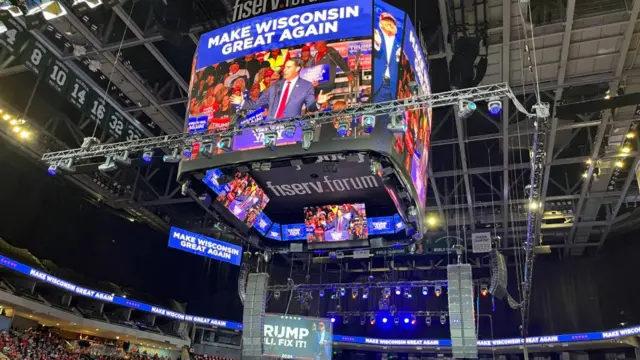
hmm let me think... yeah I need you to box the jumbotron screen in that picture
[304,203,367,243]
[216,172,269,227]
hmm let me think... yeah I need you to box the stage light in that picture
[427,215,438,227]
[343,316,349,324]
[425,317,431,326]
[182,145,193,158]
[422,287,428,296]
[434,285,442,297]
[47,164,58,176]
[383,288,391,298]
[369,315,375,325]
[114,150,131,166]
[411,315,416,325]
[163,148,181,163]
[98,156,117,172]
[217,135,233,152]
[339,287,346,297]
[480,284,488,296]
[2,114,10,121]
[12,126,20,133]
[622,146,631,154]
[283,124,296,138]
[8,119,17,125]
[337,119,350,137]
[487,99,502,115]
[582,171,589,179]
[440,315,447,325]
[457,100,476,119]
[302,126,314,150]
[264,131,278,150]
[360,316,365,326]
[393,317,399,325]
[615,160,625,168]
[19,130,31,140]
[528,201,540,210]
[319,289,324,298]
[274,291,281,300]
[586,159,592,165]
[351,288,358,299]
[58,158,75,173]
[403,288,412,299]
[361,115,375,134]
[382,317,388,324]
[626,132,636,139]
[362,288,369,299]
[386,113,406,134]
[403,317,409,324]
[142,150,153,163]
[330,317,336,323]
[395,287,401,295]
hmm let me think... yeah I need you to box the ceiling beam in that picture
[611,0,640,90]
[501,0,511,247]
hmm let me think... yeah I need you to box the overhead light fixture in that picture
[339,287,346,297]
[604,89,612,100]
[427,215,438,226]
[343,316,349,325]
[487,98,502,115]
[480,284,488,296]
[273,290,280,300]
[434,285,442,297]
[98,156,117,172]
[1,114,10,121]
[403,288,412,299]
[621,146,631,154]
[114,150,131,166]
[163,148,181,163]
[361,115,375,133]
[395,286,401,295]
[457,100,477,119]
[440,315,447,325]
[58,158,75,173]
[410,315,416,325]
[47,164,58,176]
[386,113,406,134]
[615,160,624,168]
[383,287,391,298]
[626,132,636,139]
[351,288,358,299]
[319,289,324,298]
[362,288,369,299]
[12,126,20,133]
[217,135,233,152]
[182,144,193,158]
[337,118,350,137]
[369,315,375,325]
[283,124,296,138]
[302,125,314,150]
[422,286,428,296]
[425,316,431,326]
[585,159,592,165]
[19,130,31,139]
[393,317,399,326]
[142,149,153,163]
[582,171,589,179]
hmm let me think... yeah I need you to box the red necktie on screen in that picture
[275,81,291,119]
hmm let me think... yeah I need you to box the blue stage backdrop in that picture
[167,227,243,266]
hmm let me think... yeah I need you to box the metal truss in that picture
[41,83,534,163]
[267,280,449,292]
[326,310,449,317]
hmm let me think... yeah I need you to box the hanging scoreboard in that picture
[67,76,90,111]
[45,59,71,94]
[22,40,51,76]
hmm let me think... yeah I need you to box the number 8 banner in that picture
[22,41,51,76]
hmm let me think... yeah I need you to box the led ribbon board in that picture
[168,226,243,266]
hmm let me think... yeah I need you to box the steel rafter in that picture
[41,83,533,163]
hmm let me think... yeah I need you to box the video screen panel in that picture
[216,172,269,227]
[263,314,333,360]
[304,203,367,243]
[188,0,374,152]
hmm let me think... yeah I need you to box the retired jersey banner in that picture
[168,226,243,265]
[263,314,333,360]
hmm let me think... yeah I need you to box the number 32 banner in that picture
[1,28,144,142]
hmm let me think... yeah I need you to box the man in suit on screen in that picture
[232,58,332,119]
[373,12,402,103]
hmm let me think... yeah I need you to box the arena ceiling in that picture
[0,0,639,261]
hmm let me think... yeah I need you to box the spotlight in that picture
[427,215,438,226]
[480,284,488,297]
[337,119,350,137]
[343,316,349,324]
[351,288,358,299]
[330,317,336,323]
[19,130,31,139]
[142,150,153,163]
[182,145,193,158]
[403,317,409,324]
[264,131,278,150]
[395,287,401,295]
[369,315,375,325]
[410,315,416,325]
[98,156,117,172]
[1,114,9,121]
[626,132,636,139]
[47,164,58,176]
[422,287,428,296]
[8,119,17,125]
[528,201,540,210]
[163,148,181,163]
[12,126,20,133]
[383,288,391,298]
[382,317,388,324]
[58,158,75,173]
[362,288,369,299]
[386,113,406,134]
[360,316,365,326]
[425,317,431,326]
[283,124,296,138]
[403,289,412,299]
[319,289,325,298]
[440,315,446,325]
[434,285,442,297]
[217,135,233,152]
[114,150,131,166]
[615,160,624,168]
[393,317,399,325]
[361,115,375,134]
[487,99,502,115]
[621,146,631,154]
[274,291,281,300]
[302,125,314,150]
[457,100,476,119]
[339,287,346,297]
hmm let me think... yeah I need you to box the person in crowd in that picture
[373,12,402,102]
[300,45,314,68]
[264,48,290,72]
[312,40,354,94]
[231,58,332,120]
[241,53,268,86]
[249,83,261,102]
[223,62,250,88]
[214,95,235,118]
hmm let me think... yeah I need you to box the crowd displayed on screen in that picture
[188,40,372,132]
[216,172,269,227]
[304,203,368,242]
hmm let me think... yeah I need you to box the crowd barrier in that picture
[0,253,638,347]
